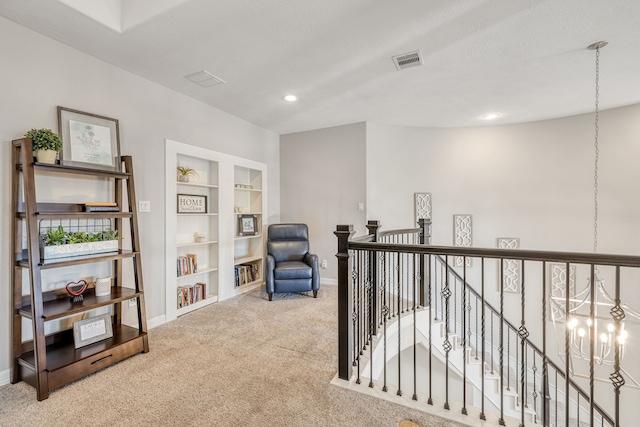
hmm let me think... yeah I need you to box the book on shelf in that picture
[84,205,120,212]
[234,263,260,287]
[176,253,198,276]
[177,282,206,308]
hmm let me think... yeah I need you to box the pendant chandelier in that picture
[550,41,640,388]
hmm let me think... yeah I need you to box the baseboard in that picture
[147,315,166,329]
[0,368,10,386]
[321,278,337,286]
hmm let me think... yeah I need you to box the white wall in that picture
[279,123,367,282]
[367,105,640,255]
[0,16,279,377]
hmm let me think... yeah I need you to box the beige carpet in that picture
[0,285,464,427]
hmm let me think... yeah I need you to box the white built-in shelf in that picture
[234,255,262,265]
[234,211,261,215]
[178,181,219,188]
[177,267,218,279]
[234,188,262,193]
[177,240,219,248]
[236,279,261,288]
[177,295,219,316]
[177,213,219,217]
[234,235,262,241]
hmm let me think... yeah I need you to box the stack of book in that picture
[177,254,198,276]
[84,202,120,212]
[177,282,206,308]
[234,263,259,287]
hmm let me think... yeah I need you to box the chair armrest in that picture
[266,254,276,293]
[304,253,320,291]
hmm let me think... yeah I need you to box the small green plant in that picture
[25,128,63,152]
[97,229,118,241]
[42,226,67,246]
[40,227,118,246]
[176,166,198,179]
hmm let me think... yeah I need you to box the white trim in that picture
[321,278,338,286]
[0,369,10,386]
[147,315,166,329]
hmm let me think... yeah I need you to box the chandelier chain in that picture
[593,47,600,254]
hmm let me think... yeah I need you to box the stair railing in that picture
[335,220,639,426]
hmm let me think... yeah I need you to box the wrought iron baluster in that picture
[611,265,624,426]
[519,260,529,426]
[564,262,570,427]
[396,251,402,396]
[412,253,418,401]
[428,254,433,405]
[382,251,388,392]
[461,258,468,415]
[499,258,505,426]
[542,261,549,427]
[532,350,538,424]
[443,255,452,410]
[590,264,596,425]
[480,257,486,420]
[475,296,479,360]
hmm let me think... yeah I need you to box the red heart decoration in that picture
[66,280,88,297]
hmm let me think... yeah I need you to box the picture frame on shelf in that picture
[177,194,207,213]
[238,214,258,236]
[57,106,121,171]
[73,313,114,349]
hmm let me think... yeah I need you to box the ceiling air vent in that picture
[184,70,226,87]
[392,50,423,71]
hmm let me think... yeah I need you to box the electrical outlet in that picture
[128,298,137,308]
[321,259,327,269]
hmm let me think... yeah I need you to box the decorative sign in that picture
[238,214,258,236]
[177,194,207,213]
[73,313,113,349]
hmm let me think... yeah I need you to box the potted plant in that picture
[25,128,63,164]
[40,226,119,259]
[176,165,198,182]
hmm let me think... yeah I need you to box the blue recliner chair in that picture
[265,224,319,301]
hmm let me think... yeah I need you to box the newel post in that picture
[418,218,432,307]
[366,221,381,336]
[335,224,355,381]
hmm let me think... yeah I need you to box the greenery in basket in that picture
[25,128,63,152]
[176,166,198,179]
[41,226,118,246]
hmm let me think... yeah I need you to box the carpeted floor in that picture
[0,285,464,427]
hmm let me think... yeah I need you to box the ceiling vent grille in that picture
[184,70,226,87]
[392,50,423,71]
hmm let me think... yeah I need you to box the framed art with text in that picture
[73,313,114,349]
[238,214,258,236]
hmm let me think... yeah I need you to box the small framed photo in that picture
[73,313,113,349]
[57,106,121,171]
[238,214,258,236]
[177,194,207,213]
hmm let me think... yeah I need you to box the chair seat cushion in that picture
[274,261,312,280]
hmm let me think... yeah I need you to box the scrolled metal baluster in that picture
[412,253,418,401]
[519,260,529,426]
[532,351,538,424]
[443,255,452,410]
[382,251,388,392]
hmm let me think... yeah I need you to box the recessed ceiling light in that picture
[481,113,502,120]
[283,95,298,102]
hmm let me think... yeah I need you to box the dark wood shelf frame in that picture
[11,138,149,400]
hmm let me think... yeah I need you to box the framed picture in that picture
[177,194,207,213]
[238,214,258,236]
[73,313,113,349]
[57,106,121,171]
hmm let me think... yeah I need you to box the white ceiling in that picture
[2,0,640,135]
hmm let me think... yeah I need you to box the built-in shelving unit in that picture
[233,165,264,289]
[11,138,149,401]
[166,141,220,321]
[165,139,267,317]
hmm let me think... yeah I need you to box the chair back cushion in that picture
[267,224,310,262]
